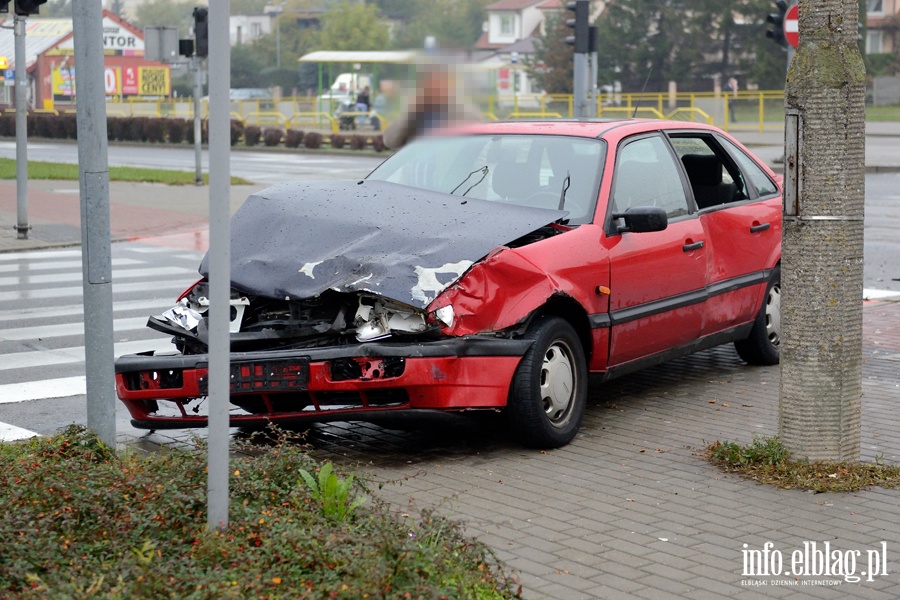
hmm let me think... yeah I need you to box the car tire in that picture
[735,265,781,366]
[507,316,587,449]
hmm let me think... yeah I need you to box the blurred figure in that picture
[384,64,480,149]
[356,85,371,127]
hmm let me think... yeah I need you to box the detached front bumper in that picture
[115,337,532,429]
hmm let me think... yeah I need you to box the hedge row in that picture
[0,114,385,151]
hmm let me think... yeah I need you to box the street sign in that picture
[784,4,799,49]
[4,69,14,85]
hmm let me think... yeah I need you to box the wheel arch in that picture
[526,294,593,364]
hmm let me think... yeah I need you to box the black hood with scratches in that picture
[199,180,567,309]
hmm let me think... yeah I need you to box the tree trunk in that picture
[780,0,866,461]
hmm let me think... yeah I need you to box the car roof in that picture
[451,119,724,142]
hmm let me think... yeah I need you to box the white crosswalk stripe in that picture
[0,242,204,441]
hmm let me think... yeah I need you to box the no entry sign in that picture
[784,4,799,49]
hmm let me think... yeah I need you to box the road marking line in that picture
[0,339,173,371]
[0,280,190,302]
[0,266,193,287]
[0,298,171,323]
[0,376,86,404]
[0,258,143,274]
[0,421,40,442]
[864,288,900,300]
[0,317,150,341]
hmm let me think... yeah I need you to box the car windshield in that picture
[367,134,606,225]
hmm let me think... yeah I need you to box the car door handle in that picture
[750,223,771,233]
[682,241,704,252]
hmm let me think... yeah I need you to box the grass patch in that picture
[867,105,900,122]
[0,425,521,599]
[706,436,900,493]
[0,158,252,186]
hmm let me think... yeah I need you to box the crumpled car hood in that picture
[199,180,567,309]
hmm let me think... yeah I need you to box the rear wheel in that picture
[735,265,781,365]
[507,316,587,449]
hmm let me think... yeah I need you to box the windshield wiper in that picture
[450,166,489,197]
[557,171,570,211]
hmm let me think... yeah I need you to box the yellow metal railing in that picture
[66,91,787,132]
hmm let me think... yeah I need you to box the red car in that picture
[116,119,782,448]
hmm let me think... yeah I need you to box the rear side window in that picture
[719,137,779,197]
[667,135,750,209]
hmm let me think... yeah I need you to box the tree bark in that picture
[780,0,866,461]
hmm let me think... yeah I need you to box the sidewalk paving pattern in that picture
[1,130,900,599]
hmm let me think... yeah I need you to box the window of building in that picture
[500,15,514,36]
[867,0,884,14]
[867,30,884,54]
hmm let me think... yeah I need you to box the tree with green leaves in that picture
[313,1,390,51]
[526,13,574,94]
[391,0,490,50]
[133,0,197,36]
[592,0,790,91]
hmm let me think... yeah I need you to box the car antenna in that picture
[632,67,653,119]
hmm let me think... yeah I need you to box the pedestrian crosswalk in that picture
[0,243,205,441]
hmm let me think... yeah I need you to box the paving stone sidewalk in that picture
[270,299,900,600]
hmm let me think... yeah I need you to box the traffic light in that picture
[13,0,47,15]
[0,1,8,13]
[193,7,208,58]
[565,0,590,54]
[766,0,788,48]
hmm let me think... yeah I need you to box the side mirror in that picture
[612,206,668,234]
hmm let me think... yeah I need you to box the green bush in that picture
[61,114,78,139]
[303,131,323,149]
[0,115,14,137]
[284,128,304,148]
[106,117,123,141]
[262,127,283,147]
[143,118,166,143]
[0,426,521,599]
[230,119,244,146]
[185,119,209,145]
[28,114,56,138]
[349,134,366,150]
[244,125,262,146]
[165,118,186,144]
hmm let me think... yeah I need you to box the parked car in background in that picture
[115,119,782,449]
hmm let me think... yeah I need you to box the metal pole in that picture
[72,0,116,448]
[14,15,29,239]
[275,11,281,69]
[207,0,232,531]
[573,52,588,119]
[193,55,203,186]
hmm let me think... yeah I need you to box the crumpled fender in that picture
[430,227,610,337]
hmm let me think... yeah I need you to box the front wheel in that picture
[507,316,587,449]
[734,265,781,365]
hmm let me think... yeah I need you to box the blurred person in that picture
[384,65,480,149]
[356,85,371,127]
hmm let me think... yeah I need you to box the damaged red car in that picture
[116,119,782,448]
